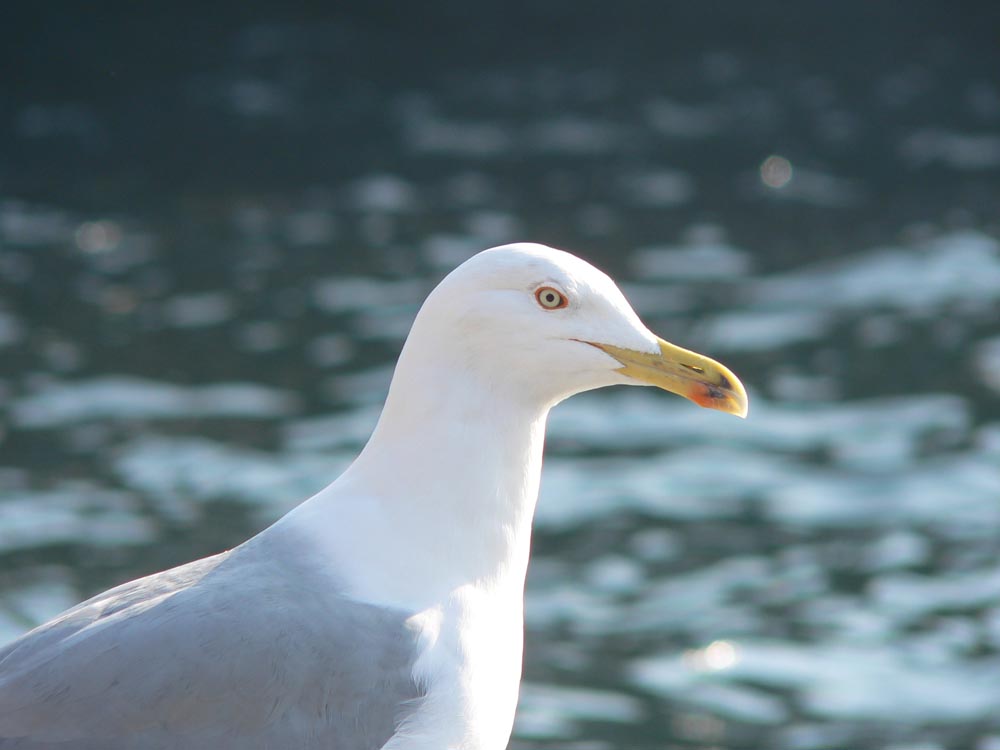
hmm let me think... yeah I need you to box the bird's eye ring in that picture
[535,286,569,310]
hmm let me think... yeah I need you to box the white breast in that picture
[384,584,525,750]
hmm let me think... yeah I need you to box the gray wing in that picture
[0,531,423,750]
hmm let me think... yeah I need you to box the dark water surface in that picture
[3,3,1000,748]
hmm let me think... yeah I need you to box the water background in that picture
[3,3,1000,748]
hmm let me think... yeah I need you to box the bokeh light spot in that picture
[760,154,793,188]
[75,220,122,253]
[684,639,740,672]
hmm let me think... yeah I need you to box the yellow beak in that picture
[584,337,748,418]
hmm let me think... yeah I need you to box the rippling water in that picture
[2,4,1000,748]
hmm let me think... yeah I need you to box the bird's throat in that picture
[286,375,550,612]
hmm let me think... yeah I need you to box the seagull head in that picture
[402,242,748,416]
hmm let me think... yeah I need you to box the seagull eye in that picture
[535,286,568,310]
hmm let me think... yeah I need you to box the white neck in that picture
[279,343,551,612]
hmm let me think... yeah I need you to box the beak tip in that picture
[729,391,750,420]
[718,400,748,419]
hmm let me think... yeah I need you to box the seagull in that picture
[0,243,747,750]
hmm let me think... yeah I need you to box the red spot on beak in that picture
[688,382,724,410]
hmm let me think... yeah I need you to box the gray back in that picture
[0,528,424,749]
